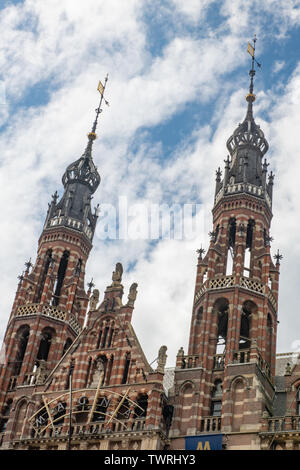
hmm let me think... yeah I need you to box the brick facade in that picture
[0,71,299,451]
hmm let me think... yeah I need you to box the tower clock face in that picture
[28,388,146,437]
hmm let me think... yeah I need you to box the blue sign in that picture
[185,434,223,450]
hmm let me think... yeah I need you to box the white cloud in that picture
[273,60,285,74]
[1,0,300,369]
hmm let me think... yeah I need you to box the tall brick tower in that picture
[0,79,107,422]
[0,79,169,451]
[169,39,281,450]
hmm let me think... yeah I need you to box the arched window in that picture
[121,353,131,384]
[226,218,236,276]
[134,394,148,419]
[62,338,73,357]
[52,402,67,426]
[92,396,110,422]
[239,301,256,350]
[210,380,222,417]
[213,299,229,355]
[36,328,55,364]
[296,386,300,415]
[96,319,115,349]
[105,355,114,386]
[14,326,30,375]
[51,250,70,306]
[266,314,273,367]
[116,398,131,421]
[0,400,12,433]
[35,249,52,303]
[196,306,203,325]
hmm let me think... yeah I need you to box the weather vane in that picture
[87,74,110,143]
[247,35,261,98]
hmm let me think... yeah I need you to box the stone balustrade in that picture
[200,416,221,433]
[194,275,277,310]
[263,416,300,433]
[16,303,82,335]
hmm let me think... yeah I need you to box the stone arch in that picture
[178,381,195,435]
[228,375,249,433]
[228,374,249,392]
[179,380,195,395]
[11,397,29,439]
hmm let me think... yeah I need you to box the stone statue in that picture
[156,345,168,373]
[112,263,123,285]
[35,360,49,385]
[90,358,105,388]
[127,283,138,306]
[89,289,99,311]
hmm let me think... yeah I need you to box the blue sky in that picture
[1,0,300,366]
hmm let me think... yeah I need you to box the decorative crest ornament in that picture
[216,167,222,182]
[87,278,95,291]
[196,246,206,259]
[24,258,33,272]
[51,190,59,204]
[274,249,283,264]
[208,231,217,243]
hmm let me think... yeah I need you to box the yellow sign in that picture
[197,440,211,450]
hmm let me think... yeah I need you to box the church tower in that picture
[0,78,107,416]
[170,39,281,450]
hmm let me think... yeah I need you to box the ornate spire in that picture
[226,36,268,159]
[44,78,109,241]
[62,76,109,194]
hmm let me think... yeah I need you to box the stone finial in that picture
[89,289,100,311]
[156,345,167,373]
[177,346,184,357]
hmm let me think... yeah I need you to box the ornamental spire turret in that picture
[215,38,273,209]
[44,77,109,242]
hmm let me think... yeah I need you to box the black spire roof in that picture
[43,77,109,241]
